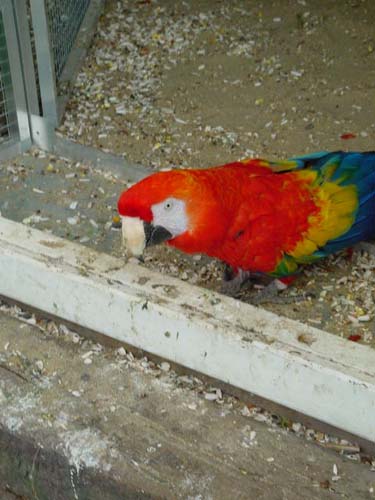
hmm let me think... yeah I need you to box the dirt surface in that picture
[60,0,375,167]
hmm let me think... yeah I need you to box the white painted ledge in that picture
[0,216,374,442]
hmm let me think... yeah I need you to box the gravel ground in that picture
[60,0,375,168]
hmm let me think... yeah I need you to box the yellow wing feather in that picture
[289,173,358,259]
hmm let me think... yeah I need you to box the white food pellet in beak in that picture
[121,216,146,256]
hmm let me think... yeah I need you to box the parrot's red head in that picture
[117,168,228,257]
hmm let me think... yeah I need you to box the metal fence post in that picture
[0,0,101,157]
[13,0,40,117]
[29,0,58,127]
[0,0,32,151]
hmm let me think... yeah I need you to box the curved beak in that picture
[121,216,172,257]
[144,222,172,247]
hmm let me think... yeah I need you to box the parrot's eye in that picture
[164,199,174,211]
[151,197,188,238]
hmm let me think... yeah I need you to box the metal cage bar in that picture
[13,0,40,117]
[0,0,101,158]
[0,0,32,154]
[29,0,58,126]
[29,0,94,128]
[0,5,18,146]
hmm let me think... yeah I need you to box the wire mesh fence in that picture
[25,1,42,115]
[45,0,91,81]
[0,10,18,146]
[0,0,97,157]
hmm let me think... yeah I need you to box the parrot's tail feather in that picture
[359,190,375,207]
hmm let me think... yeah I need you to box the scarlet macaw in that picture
[118,152,375,296]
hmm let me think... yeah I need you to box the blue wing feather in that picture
[287,151,375,255]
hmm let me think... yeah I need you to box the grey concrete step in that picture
[0,312,373,500]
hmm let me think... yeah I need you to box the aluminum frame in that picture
[0,0,32,155]
[13,0,40,117]
[29,0,59,127]
[29,0,102,127]
[0,0,104,158]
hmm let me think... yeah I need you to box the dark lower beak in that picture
[144,222,173,247]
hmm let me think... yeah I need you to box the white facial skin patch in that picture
[151,197,188,237]
[121,216,146,256]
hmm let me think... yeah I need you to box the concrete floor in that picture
[0,312,374,499]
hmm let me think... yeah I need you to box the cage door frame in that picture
[29,0,59,127]
[0,0,33,157]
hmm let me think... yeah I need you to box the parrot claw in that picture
[220,266,271,297]
[251,280,286,304]
[220,266,308,304]
[220,267,253,297]
[252,279,311,305]
[220,280,242,297]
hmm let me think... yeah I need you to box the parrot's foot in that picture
[252,279,311,305]
[220,266,309,304]
[251,279,287,304]
[220,265,271,297]
[220,268,252,297]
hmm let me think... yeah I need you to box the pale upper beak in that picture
[121,216,146,256]
[121,216,172,256]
